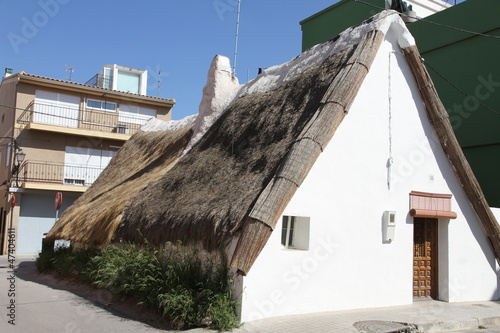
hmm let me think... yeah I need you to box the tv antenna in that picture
[232,0,242,77]
[65,64,74,81]
[156,69,162,97]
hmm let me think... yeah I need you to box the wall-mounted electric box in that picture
[383,210,396,243]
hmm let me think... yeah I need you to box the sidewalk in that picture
[223,300,500,333]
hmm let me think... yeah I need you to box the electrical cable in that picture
[422,58,500,117]
[352,0,500,40]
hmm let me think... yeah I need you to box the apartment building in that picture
[0,65,174,254]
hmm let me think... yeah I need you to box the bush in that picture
[36,245,98,278]
[208,293,240,331]
[36,246,55,273]
[87,243,163,300]
[36,241,239,331]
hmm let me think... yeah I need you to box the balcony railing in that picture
[85,74,113,89]
[18,102,150,136]
[19,160,105,187]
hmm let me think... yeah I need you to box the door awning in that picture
[409,191,457,219]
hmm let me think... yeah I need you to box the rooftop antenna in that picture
[232,0,241,77]
[157,69,162,97]
[65,64,74,81]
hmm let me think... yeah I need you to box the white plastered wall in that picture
[238,25,499,322]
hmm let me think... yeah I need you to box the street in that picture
[1,255,499,333]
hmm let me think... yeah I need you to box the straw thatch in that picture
[111,30,386,275]
[116,37,373,255]
[45,126,193,245]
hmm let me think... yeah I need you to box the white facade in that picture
[100,64,148,95]
[237,26,499,322]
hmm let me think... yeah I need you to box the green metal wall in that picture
[301,0,385,52]
[301,0,500,207]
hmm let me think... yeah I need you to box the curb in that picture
[416,316,500,332]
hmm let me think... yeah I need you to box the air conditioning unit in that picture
[116,124,129,134]
[64,178,85,186]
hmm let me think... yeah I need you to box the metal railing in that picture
[85,74,113,89]
[19,160,105,187]
[17,102,146,135]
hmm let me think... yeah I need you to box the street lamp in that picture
[0,136,26,188]
[15,149,26,164]
[14,149,26,187]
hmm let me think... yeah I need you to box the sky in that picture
[1,0,465,120]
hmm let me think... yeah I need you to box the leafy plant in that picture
[36,241,239,331]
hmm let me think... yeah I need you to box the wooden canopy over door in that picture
[413,218,438,299]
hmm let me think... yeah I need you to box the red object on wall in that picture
[10,195,16,208]
[409,191,457,219]
[55,192,63,210]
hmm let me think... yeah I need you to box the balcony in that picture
[85,74,113,89]
[17,160,104,191]
[17,102,149,139]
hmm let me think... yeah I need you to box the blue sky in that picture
[1,0,465,120]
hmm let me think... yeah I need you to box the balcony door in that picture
[64,146,116,186]
[34,90,80,128]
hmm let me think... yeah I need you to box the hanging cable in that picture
[422,59,500,117]
[387,51,402,190]
[351,0,500,40]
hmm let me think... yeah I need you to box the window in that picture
[64,146,117,186]
[102,67,113,89]
[282,216,295,248]
[119,103,156,125]
[34,90,80,128]
[86,99,116,112]
[117,71,140,94]
[5,143,10,167]
[281,215,310,250]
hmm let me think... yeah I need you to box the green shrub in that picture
[207,293,240,331]
[36,241,239,331]
[87,243,163,299]
[36,246,55,273]
[36,245,98,278]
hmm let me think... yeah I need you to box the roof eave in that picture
[17,73,175,107]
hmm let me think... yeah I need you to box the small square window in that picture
[281,215,310,250]
[87,99,116,112]
[87,99,101,109]
[103,102,116,111]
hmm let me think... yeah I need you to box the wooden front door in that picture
[413,218,438,299]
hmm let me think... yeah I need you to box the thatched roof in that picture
[116,34,377,252]
[46,11,500,275]
[46,126,193,245]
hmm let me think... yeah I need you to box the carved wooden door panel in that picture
[413,218,438,299]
